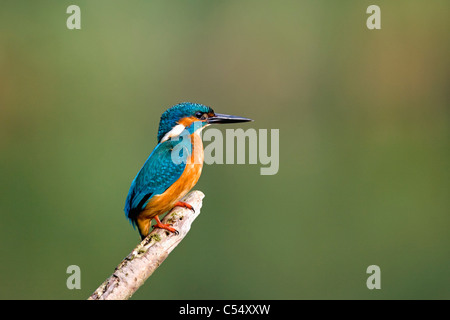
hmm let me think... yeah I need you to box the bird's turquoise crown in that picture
[157,102,214,142]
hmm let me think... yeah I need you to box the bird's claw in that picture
[174,201,195,213]
[152,222,179,235]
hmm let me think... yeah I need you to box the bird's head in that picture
[157,102,252,143]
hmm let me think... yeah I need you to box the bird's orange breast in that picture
[139,132,204,220]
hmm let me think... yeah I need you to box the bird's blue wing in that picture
[124,138,190,225]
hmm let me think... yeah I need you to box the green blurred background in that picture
[0,0,449,299]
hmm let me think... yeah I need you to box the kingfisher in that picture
[124,102,252,239]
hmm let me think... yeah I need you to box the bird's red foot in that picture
[174,201,195,213]
[152,216,179,235]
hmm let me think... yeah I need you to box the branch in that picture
[88,190,205,300]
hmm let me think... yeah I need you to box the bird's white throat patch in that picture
[160,124,186,143]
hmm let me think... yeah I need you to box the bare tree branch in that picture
[88,190,205,300]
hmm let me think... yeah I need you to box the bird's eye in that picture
[195,112,208,120]
[195,111,203,119]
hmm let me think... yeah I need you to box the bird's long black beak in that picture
[207,113,253,124]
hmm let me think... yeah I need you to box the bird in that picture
[124,102,253,239]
